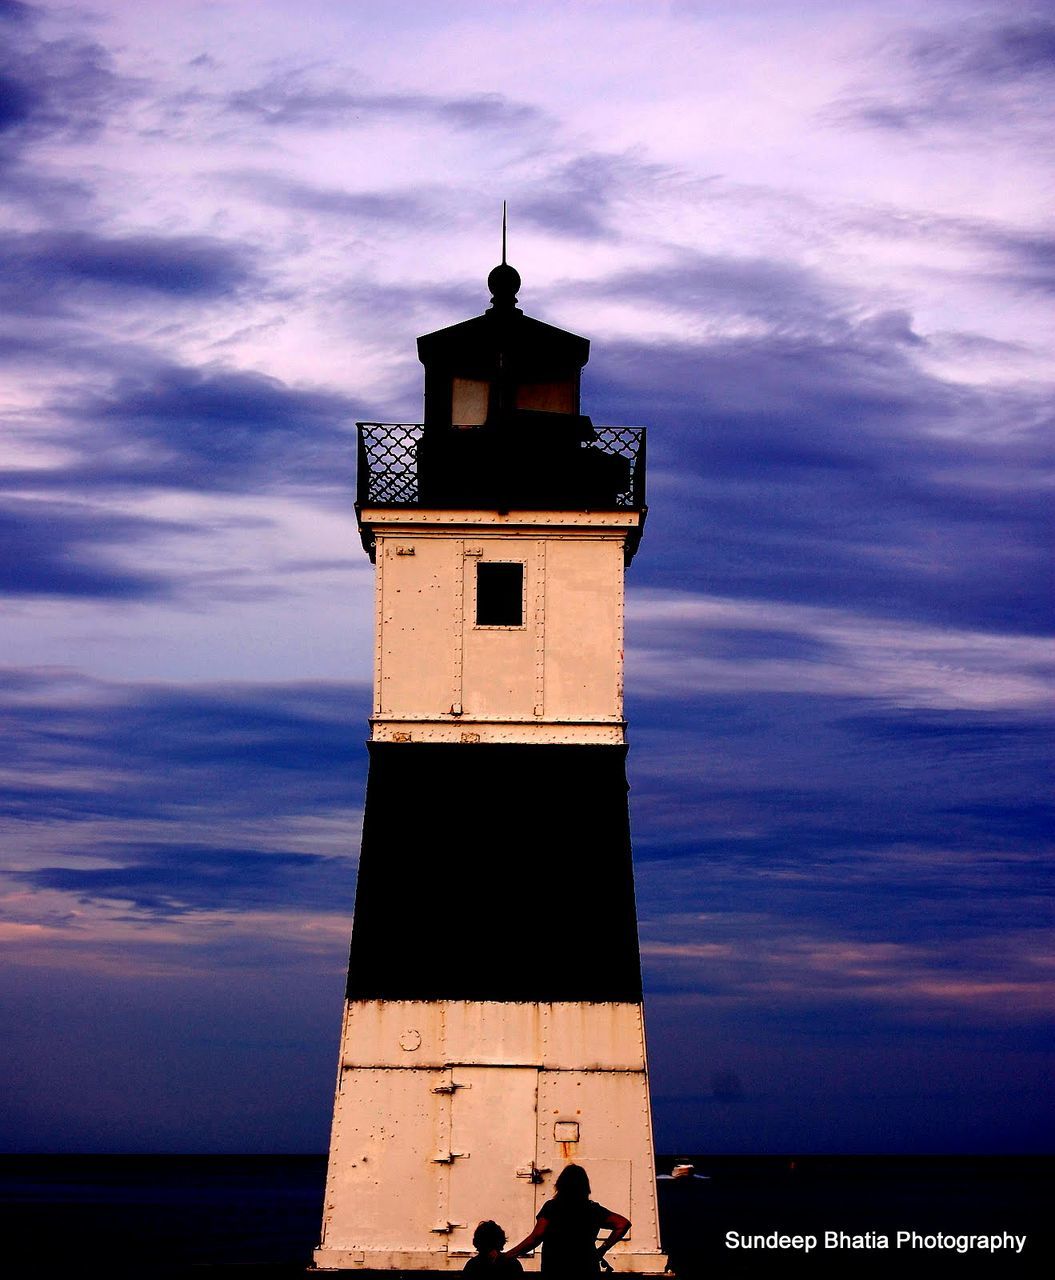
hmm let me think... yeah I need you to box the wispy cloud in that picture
[226,71,546,133]
[626,591,1054,709]
[0,7,135,145]
[0,361,362,499]
[589,325,1052,635]
[11,843,354,918]
[223,170,434,223]
[0,496,188,598]
[0,672,368,956]
[828,14,1055,139]
[517,151,671,241]
[0,231,256,314]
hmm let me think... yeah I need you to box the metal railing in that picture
[356,422,646,510]
[358,423,422,505]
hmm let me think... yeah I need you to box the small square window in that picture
[476,562,523,626]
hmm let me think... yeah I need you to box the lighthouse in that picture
[314,251,662,1273]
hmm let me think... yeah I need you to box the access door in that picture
[536,1069,637,1239]
[461,542,539,721]
[322,1066,449,1253]
[445,1066,540,1259]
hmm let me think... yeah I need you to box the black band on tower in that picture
[347,742,644,1003]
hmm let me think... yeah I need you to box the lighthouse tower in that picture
[314,254,661,1273]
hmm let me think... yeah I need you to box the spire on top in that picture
[488,199,521,310]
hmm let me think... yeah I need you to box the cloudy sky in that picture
[1,0,1051,1156]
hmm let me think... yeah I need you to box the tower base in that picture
[313,1252,667,1273]
[316,1000,663,1272]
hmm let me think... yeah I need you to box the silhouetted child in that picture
[464,1220,523,1274]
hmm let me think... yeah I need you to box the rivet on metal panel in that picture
[395,546,415,556]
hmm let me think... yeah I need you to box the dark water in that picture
[1,1155,323,1278]
[1,1154,1050,1278]
[656,1155,1051,1277]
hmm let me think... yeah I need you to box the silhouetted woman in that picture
[505,1164,630,1275]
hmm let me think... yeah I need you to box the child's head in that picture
[473,1220,507,1254]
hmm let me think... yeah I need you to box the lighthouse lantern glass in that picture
[515,379,576,414]
[451,377,489,426]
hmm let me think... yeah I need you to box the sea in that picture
[1,1154,1050,1278]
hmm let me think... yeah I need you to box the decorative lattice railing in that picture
[356,423,646,510]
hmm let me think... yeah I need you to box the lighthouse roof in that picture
[417,261,589,376]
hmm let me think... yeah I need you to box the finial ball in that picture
[487,261,521,308]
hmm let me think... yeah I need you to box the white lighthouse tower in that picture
[314,253,662,1273]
